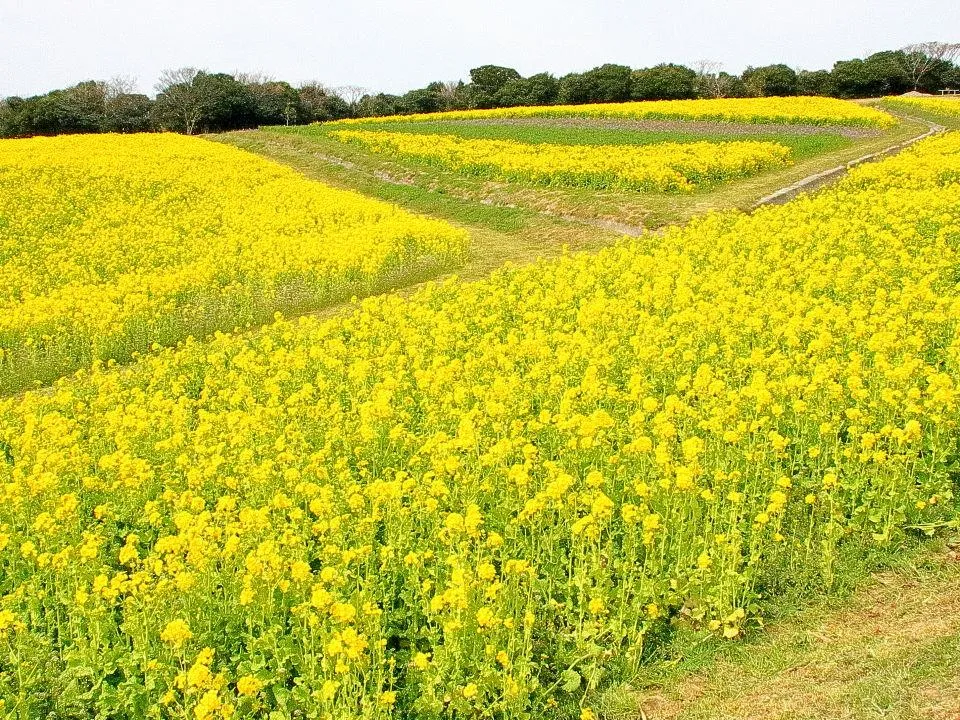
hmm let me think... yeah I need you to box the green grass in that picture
[615,533,960,720]
[217,131,529,234]
[278,121,853,159]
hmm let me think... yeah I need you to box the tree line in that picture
[2,43,958,138]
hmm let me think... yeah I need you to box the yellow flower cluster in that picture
[883,95,960,118]
[335,96,897,128]
[0,133,467,393]
[1,133,959,717]
[332,129,792,192]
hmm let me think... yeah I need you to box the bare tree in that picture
[694,60,733,98]
[155,67,204,134]
[106,75,138,99]
[101,76,152,133]
[901,41,960,90]
[435,80,465,109]
[334,85,368,110]
[234,71,276,86]
[156,67,201,91]
[438,81,460,101]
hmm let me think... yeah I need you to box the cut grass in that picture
[609,535,960,720]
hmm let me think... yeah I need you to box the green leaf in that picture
[561,669,582,693]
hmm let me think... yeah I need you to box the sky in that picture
[1,0,958,98]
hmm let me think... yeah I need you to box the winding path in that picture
[751,112,945,207]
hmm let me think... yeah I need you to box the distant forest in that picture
[2,43,959,138]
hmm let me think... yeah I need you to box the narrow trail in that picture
[751,112,945,208]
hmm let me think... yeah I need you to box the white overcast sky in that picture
[1,0,958,98]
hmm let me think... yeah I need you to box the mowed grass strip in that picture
[629,540,960,720]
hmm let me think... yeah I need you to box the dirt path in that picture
[633,542,960,720]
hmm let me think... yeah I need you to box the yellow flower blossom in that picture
[160,619,193,650]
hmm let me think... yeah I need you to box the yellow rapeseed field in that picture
[0,131,958,718]
[331,129,792,191]
[0,133,467,393]
[883,95,960,118]
[335,96,897,128]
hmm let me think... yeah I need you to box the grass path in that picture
[751,111,944,206]
[626,539,960,720]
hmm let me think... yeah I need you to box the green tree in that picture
[399,88,443,114]
[557,72,592,104]
[154,70,257,133]
[192,73,257,131]
[742,64,799,96]
[943,64,960,90]
[58,81,108,131]
[101,77,154,133]
[558,64,632,104]
[491,78,530,107]
[631,63,698,100]
[239,75,303,125]
[104,93,154,132]
[0,82,112,137]
[584,64,633,102]
[0,97,27,137]
[492,74,559,107]
[797,69,836,96]
[831,52,911,98]
[469,65,522,108]
[298,84,351,122]
[523,73,560,105]
[355,93,402,117]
